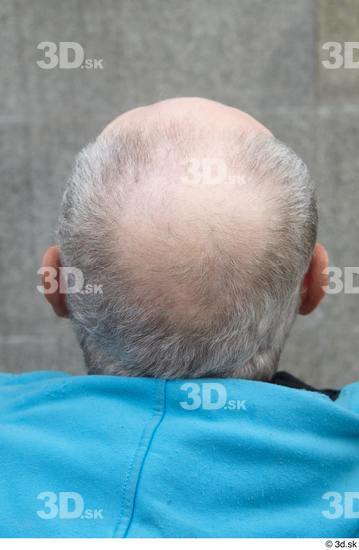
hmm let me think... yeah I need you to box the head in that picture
[43,97,328,380]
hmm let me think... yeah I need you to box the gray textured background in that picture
[1,0,358,387]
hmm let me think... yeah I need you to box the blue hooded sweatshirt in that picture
[0,370,358,538]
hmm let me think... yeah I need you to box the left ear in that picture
[299,243,329,315]
[41,245,69,318]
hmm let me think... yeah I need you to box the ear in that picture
[41,246,69,318]
[299,243,329,315]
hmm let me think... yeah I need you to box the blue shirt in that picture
[0,371,358,537]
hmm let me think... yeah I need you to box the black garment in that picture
[271,371,340,401]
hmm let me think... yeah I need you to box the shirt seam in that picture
[112,379,167,537]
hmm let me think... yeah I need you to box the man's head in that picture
[43,97,328,380]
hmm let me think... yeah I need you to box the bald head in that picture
[56,98,318,379]
[103,97,271,137]
[105,100,272,328]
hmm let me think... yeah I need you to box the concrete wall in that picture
[1,0,358,387]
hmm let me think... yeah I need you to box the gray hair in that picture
[57,125,317,380]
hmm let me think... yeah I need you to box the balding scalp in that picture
[58,110,317,380]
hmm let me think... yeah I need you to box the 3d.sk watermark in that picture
[36,41,104,70]
[36,491,104,520]
[322,491,359,520]
[179,382,247,411]
[321,42,359,69]
[323,267,359,295]
[37,266,103,296]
